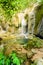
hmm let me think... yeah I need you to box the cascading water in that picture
[28,2,40,37]
[18,13,28,38]
[21,13,29,39]
[17,3,38,38]
[28,11,35,36]
[21,14,27,34]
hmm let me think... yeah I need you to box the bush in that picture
[0,52,21,65]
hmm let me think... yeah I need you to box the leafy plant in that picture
[0,0,43,18]
[0,51,21,65]
[9,51,21,65]
[0,52,5,65]
[0,0,29,17]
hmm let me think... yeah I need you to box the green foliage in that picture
[26,37,43,49]
[0,0,43,17]
[0,0,43,20]
[0,52,5,65]
[9,51,21,65]
[0,52,21,65]
[5,58,11,65]
[0,0,29,17]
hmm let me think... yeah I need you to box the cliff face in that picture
[34,4,43,36]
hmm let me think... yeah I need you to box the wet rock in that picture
[34,58,43,65]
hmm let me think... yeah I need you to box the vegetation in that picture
[0,0,43,19]
[0,36,43,65]
[0,0,29,18]
[0,52,21,65]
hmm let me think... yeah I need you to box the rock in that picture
[37,18,43,37]
[34,58,43,65]
[34,4,43,37]
[31,49,43,61]
[24,60,30,65]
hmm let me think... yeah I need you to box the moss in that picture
[25,36,43,49]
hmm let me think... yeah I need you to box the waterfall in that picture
[18,13,26,34]
[17,3,37,38]
[18,13,28,38]
[18,11,35,38]
[28,11,35,36]
[21,14,27,34]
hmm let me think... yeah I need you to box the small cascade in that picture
[21,13,29,39]
[21,14,27,34]
[28,11,35,36]
[17,3,38,38]
[18,13,28,38]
